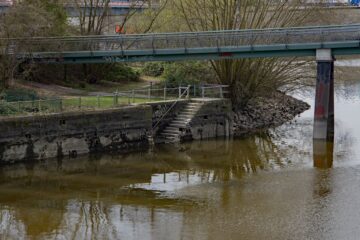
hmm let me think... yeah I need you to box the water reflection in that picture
[1,79,360,239]
[0,136,289,239]
[313,140,334,169]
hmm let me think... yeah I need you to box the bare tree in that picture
[69,0,168,83]
[0,1,67,89]
[71,0,169,35]
[173,0,317,105]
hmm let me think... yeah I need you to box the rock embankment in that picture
[233,92,310,137]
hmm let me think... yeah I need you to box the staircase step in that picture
[169,123,187,128]
[177,115,194,119]
[156,101,204,142]
[165,126,180,131]
[182,110,198,114]
[174,117,191,121]
[172,120,186,123]
[161,134,179,138]
[187,104,202,108]
[178,112,195,116]
[163,129,180,134]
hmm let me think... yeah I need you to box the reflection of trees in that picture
[0,152,192,239]
[156,134,284,183]
[1,128,355,239]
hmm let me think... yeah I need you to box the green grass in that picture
[62,96,165,110]
[0,95,171,116]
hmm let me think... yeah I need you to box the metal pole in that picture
[202,87,205,98]
[178,86,181,98]
[59,99,63,112]
[149,81,153,100]
[187,85,190,99]
[164,87,167,100]
[220,86,223,98]
[193,84,196,97]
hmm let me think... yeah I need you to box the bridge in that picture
[4,24,360,141]
[0,0,149,16]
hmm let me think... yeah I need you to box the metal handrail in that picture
[200,85,230,98]
[152,85,190,132]
[3,24,360,55]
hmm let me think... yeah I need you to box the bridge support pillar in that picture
[313,49,334,141]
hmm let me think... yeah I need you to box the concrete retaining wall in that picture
[0,99,233,163]
[181,99,233,141]
[0,106,152,164]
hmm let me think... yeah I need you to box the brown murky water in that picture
[1,80,360,239]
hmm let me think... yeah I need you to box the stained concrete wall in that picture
[181,99,233,141]
[0,99,233,164]
[0,106,152,164]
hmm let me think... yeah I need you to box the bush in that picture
[0,104,18,115]
[142,62,165,77]
[105,64,140,82]
[3,88,39,102]
[162,61,215,87]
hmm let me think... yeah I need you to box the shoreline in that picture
[233,92,310,137]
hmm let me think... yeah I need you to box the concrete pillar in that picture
[313,139,334,169]
[313,49,335,141]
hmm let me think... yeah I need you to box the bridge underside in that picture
[29,41,360,64]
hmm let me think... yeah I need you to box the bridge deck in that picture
[3,24,360,63]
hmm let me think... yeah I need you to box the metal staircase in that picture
[160,101,203,143]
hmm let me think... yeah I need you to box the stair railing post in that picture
[219,86,224,98]
[202,87,205,98]
[164,87,167,100]
[187,85,190,99]
[59,99,63,112]
[149,81,152,100]
[178,86,181,99]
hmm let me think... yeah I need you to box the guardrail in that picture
[0,84,229,117]
[2,24,360,56]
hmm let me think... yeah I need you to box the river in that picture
[1,71,360,239]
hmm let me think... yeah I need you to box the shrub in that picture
[142,62,165,77]
[3,88,39,102]
[105,64,140,82]
[162,61,215,87]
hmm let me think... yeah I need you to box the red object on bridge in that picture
[115,25,126,34]
[220,52,233,57]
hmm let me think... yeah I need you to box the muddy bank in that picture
[233,92,310,137]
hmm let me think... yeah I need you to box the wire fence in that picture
[0,84,229,117]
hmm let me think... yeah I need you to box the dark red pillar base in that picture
[313,60,334,141]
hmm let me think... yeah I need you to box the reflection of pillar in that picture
[313,139,334,169]
[314,49,335,141]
